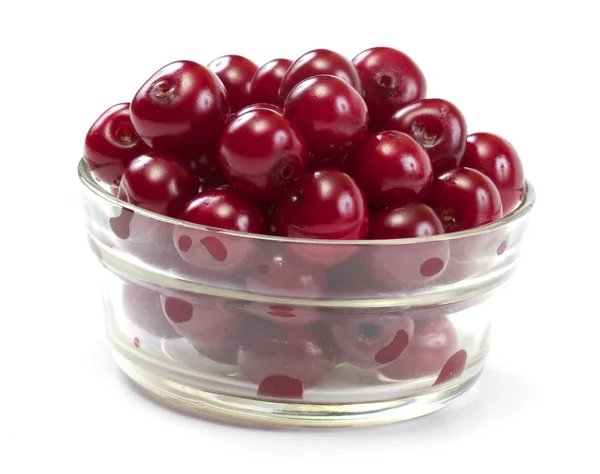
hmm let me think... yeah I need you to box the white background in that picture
[1,0,598,472]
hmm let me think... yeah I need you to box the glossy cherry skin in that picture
[345,131,433,211]
[330,314,414,369]
[279,49,362,104]
[189,148,226,188]
[218,109,309,201]
[384,98,467,171]
[238,322,335,397]
[122,282,180,338]
[461,133,525,215]
[244,247,325,327]
[116,151,198,217]
[352,47,426,132]
[275,169,368,267]
[364,202,449,290]
[284,75,368,162]
[130,60,230,158]
[379,315,458,380]
[84,103,149,187]
[173,189,266,273]
[250,58,292,105]
[207,55,258,113]
[426,167,503,233]
[234,103,283,117]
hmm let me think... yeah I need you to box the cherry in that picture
[352,47,426,132]
[426,167,503,232]
[461,132,525,215]
[207,55,259,113]
[379,315,458,380]
[345,131,433,211]
[278,49,362,104]
[330,314,414,369]
[244,247,325,327]
[130,60,230,158]
[218,109,309,201]
[238,322,335,397]
[173,189,266,273]
[160,292,244,365]
[364,202,449,290]
[116,151,198,217]
[384,98,467,171]
[433,349,468,386]
[275,169,368,267]
[189,148,226,188]
[122,282,180,338]
[83,103,149,187]
[250,58,292,105]
[234,103,283,117]
[307,154,344,171]
[284,75,368,162]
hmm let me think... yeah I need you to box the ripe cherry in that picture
[84,103,149,187]
[345,131,433,211]
[207,55,258,113]
[250,58,292,105]
[426,167,503,232]
[352,47,426,132]
[130,60,230,158]
[189,148,226,188]
[122,282,180,338]
[284,75,368,162]
[384,98,467,172]
[279,49,362,104]
[234,103,283,117]
[461,132,525,215]
[218,109,309,201]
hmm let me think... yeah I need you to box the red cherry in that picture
[345,131,433,211]
[352,47,426,132]
[384,98,467,171]
[84,103,149,187]
[244,247,324,327]
[330,314,414,369]
[461,133,525,215]
[433,349,468,386]
[238,322,335,396]
[116,151,198,217]
[122,282,180,338]
[307,154,344,171]
[275,169,368,267]
[235,103,283,117]
[188,148,226,188]
[173,189,266,273]
[364,202,449,290]
[279,49,362,104]
[130,60,230,158]
[207,55,258,113]
[426,167,503,232]
[250,58,292,105]
[379,315,458,380]
[284,75,368,162]
[218,109,309,201]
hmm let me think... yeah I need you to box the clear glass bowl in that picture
[79,158,535,428]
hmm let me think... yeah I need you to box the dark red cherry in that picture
[284,75,368,162]
[250,58,292,105]
[426,167,503,232]
[330,314,414,369]
[279,49,362,104]
[218,109,309,201]
[207,55,258,113]
[188,148,226,188]
[364,202,449,290]
[84,103,149,187]
[275,169,368,267]
[384,98,467,171]
[122,282,180,338]
[173,189,266,273]
[117,151,198,217]
[352,47,426,132]
[461,133,525,215]
[130,60,230,158]
[345,131,433,211]
[239,322,335,396]
[379,315,458,380]
[307,154,344,171]
[234,103,283,117]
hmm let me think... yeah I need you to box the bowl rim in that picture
[78,158,536,246]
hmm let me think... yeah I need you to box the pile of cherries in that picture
[84,47,525,398]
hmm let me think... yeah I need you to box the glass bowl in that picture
[79,158,535,428]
